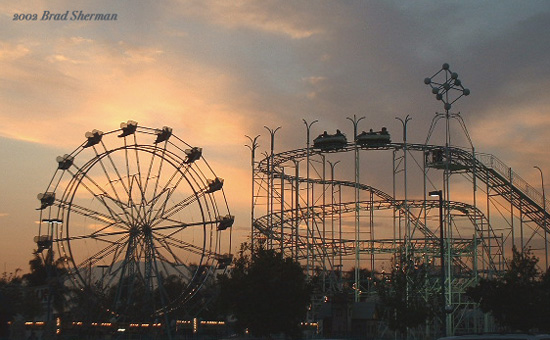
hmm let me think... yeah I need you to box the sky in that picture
[1,0,550,275]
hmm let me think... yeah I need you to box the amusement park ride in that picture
[247,63,550,336]
[32,63,550,338]
[35,121,234,337]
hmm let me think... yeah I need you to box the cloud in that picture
[177,0,325,39]
[0,41,30,60]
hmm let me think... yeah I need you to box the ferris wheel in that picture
[35,120,233,320]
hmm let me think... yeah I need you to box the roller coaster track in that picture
[257,142,550,235]
[253,141,550,284]
[254,197,500,273]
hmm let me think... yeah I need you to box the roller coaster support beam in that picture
[347,114,365,302]
[246,135,260,253]
[264,126,281,250]
[328,160,341,281]
[303,119,318,278]
[534,165,548,269]
[396,115,412,249]
[429,190,446,337]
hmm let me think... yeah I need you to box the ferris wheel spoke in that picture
[68,168,127,211]
[91,145,127,208]
[130,133,146,199]
[62,200,126,227]
[101,241,136,289]
[159,161,192,198]
[159,193,203,221]
[152,237,195,281]
[152,155,193,205]
[150,144,169,204]
[127,175,149,225]
[112,242,137,309]
[89,221,127,238]
[143,187,173,225]
[145,235,174,310]
[154,233,207,257]
[60,229,130,242]
[150,219,218,235]
[72,170,131,222]
[100,141,131,197]
[75,234,130,270]
[144,169,194,226]
[154,231,218,258]
[142,141,163,197]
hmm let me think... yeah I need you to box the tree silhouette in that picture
[23,253,68,317]
[466,247,550,332]
[375,252,436,335]
[218,244,312,338]
[0,270,24,337]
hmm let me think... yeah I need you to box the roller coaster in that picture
[247,64,550,337]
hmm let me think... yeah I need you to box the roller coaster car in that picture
[355,127,391,146]
[426,149,445,168]
[313,130,347,150]
[425,149,469,171]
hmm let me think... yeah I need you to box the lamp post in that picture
[534,166,548,269]
[429,190,445,336]
[245,134,260,253]
[264,126,281,250]
[346,114,365,302]
[328,160,341,280]
[303,119,318,279]
[40,218,63,329]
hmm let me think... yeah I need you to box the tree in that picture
[0,270,23,337]
[218,244,312,339]
[22,253,68,317]
[375,252,436,335]
[342,267,376,296]
[466,247,550,332]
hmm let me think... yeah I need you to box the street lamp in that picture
[39,218,63,327]
[429,190,446,336]
[534,166,548,269]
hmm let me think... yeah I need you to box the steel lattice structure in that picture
[249,64,550,337]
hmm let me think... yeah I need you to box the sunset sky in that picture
[1,0,550,274]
